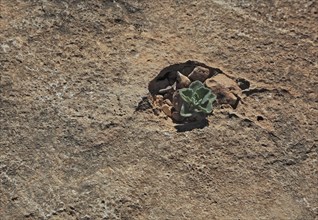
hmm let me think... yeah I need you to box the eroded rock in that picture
[205,74,241,108]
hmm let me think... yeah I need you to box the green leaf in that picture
[177,80,216,118]
[179,88,193,104]
[192,93,202,105]
[189,80,204,92]
[201,91,216,105]
[180,102,193,117]
[195,87,210,99]
[198,99,213,113]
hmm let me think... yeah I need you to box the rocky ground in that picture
[1,0,317,219]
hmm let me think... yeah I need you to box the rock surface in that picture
[1,1,317,219]
[188,66,210,82]
[205,74,241,107]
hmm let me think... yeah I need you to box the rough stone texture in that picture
[1,0,317,219]
[205,74,241,107]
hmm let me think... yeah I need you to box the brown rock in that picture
[176,71,191,89]
[207,74,241,91]
[222,90,239,107]
[205,74,241,108]
[153,95,164,107]
[163,98,172,106]
[188,66,210,82]
[162,104,172,117]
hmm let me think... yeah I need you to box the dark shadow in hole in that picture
[236,78,250,90]
[231,94,241,109]
[228,112,239,118]
[113,18,124,24]
[257,115,264,121]
[242,88,269,96]
[149,60,223,95]
[175,119,209,132]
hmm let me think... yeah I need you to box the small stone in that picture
[153,95,164,107]
[163,98,172,106]
[153,108,160,116]
[155,95,164,101]
[188,66,210,82]
[176,71,191,89]
[162,104,172,117]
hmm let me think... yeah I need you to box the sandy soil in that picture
[1,0,317,219]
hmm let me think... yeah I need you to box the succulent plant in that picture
[179,80,216,117]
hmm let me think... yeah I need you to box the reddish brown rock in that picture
[188,66,210,82]
[207,74,241,91]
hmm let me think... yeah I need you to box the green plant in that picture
[179,80,216,118]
